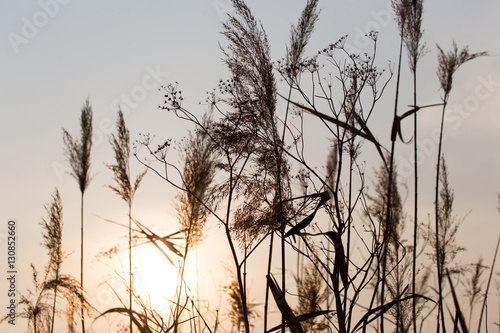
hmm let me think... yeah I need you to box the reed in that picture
[434,43,487,332]
[62,99,93,333]
[107,108,147,333]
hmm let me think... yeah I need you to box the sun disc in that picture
[132,245,180,310]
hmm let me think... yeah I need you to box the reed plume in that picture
[434,44,487,331]
[62,99,93,333]
[107,108,146,333]
[41,189,64,333]
[2,191,90,332]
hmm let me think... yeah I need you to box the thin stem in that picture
[196,249,201,333]
[129,198,132,333]
[412,61,419,333]
[282,85,293,143]
[380,31,405,333]
[264,233,274,332]
[243,239,248,332]
[281,228,286,333]
[50,270,59,333]
[174,204,195,332]
[435,102,447,333]
[277,82,292,333]
[80,192,86,333]
[226,163,250,333]
[477,235,500,332]
[344,150,354,316]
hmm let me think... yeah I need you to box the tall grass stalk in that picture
[435,43,487,332]
[401,1,426,330]
[282,0,319,144]
[174,113,216,332]
[276,1,319,331]
[63,99,93,333]
[41,189,64,333]
[107,109,146,333]
[381,0,407,326]
[341,81,358,318]
[284,4,319,331]
[4,191,90,332]
[367,161,406,332]
[220,0,297,331]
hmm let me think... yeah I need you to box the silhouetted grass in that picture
[19,2,499,333]
[107,108,146,333]
[433,43,487,331]
[62,98,93,333]
[2,190,90,332]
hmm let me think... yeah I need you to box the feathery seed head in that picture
[63,99,93,194]
[436,42,488,102]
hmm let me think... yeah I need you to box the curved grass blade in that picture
[266,310,333,333]
[279,94,387,166]
[446,269,468,333]
[352,294,434,332]
[97,307,152,333]
[267,274,305,333]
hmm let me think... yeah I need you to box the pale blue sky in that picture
[1,1,499,332]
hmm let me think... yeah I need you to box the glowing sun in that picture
[132,245,181,310]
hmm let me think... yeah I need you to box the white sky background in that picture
[1,0,500,332]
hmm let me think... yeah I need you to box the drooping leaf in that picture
[352,294,434,332]
[446,269,469,333]
[156,235,184,258]
[279,94,387,166]
[295,310,333,324]
[97,307,152,333]
[266,310,333,333]
[267,274,305,333]
[283,191,330,203]
[284,191,331,238]
[391,104,443,143]
[325,231,349,288]
[132,218,183,266]
[284,209,317,238]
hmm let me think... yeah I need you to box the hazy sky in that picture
[1,1,499,332]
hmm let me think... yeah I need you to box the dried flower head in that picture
[392,0,411,32]
[285,0,320,79]
[63,99,93,193]
[436,41,488,102]
[107,109,146,202]
[406,0,426,73]
[160,82,183,112]
[41,189,64,274]
[176,113,217,248]
[221,0,276,121]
